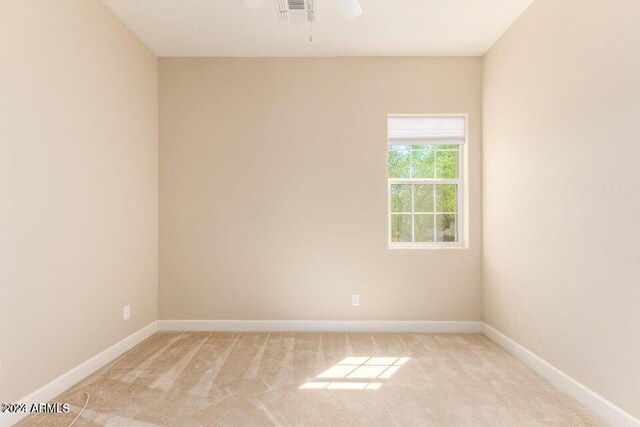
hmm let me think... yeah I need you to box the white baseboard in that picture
[1,321,157,427]
[483,323,640,427]
[157,319,483,333]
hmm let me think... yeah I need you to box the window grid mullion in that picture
[434,148,438,243]
[433,184,438,243]
[410,149,415,242]
[411,184,415,242]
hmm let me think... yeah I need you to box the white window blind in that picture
[387,116,465,145]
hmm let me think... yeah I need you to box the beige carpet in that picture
[20,332,605,426]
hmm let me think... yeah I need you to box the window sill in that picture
[388,244,467,250]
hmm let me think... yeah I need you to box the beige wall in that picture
[159,58,482,321]
[0,0,158,403]
[483,0,640,419]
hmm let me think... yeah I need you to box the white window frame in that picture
[387,114,466,249]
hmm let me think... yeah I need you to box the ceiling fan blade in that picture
[243,0,268,9]
[336,0,362,19]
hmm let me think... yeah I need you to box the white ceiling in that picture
[102,0,535,57]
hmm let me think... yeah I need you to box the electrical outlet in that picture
[352,294,360,307]
[123,305,130,320]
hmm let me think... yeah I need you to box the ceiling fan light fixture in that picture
[337,0,363,19]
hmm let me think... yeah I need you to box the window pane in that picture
[388,136,462,246]
[412,146,435,178]
[435,184,457,213]
[414,184,434,212]
[435,149,458,178]
[388,146,410,178]
[414,214,435,242]
[390,185,411,212]
[391,214,412,242]
[436,214,457,242]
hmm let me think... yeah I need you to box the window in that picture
[387,115,465,248]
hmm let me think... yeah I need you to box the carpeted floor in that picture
[20,332,605,426]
